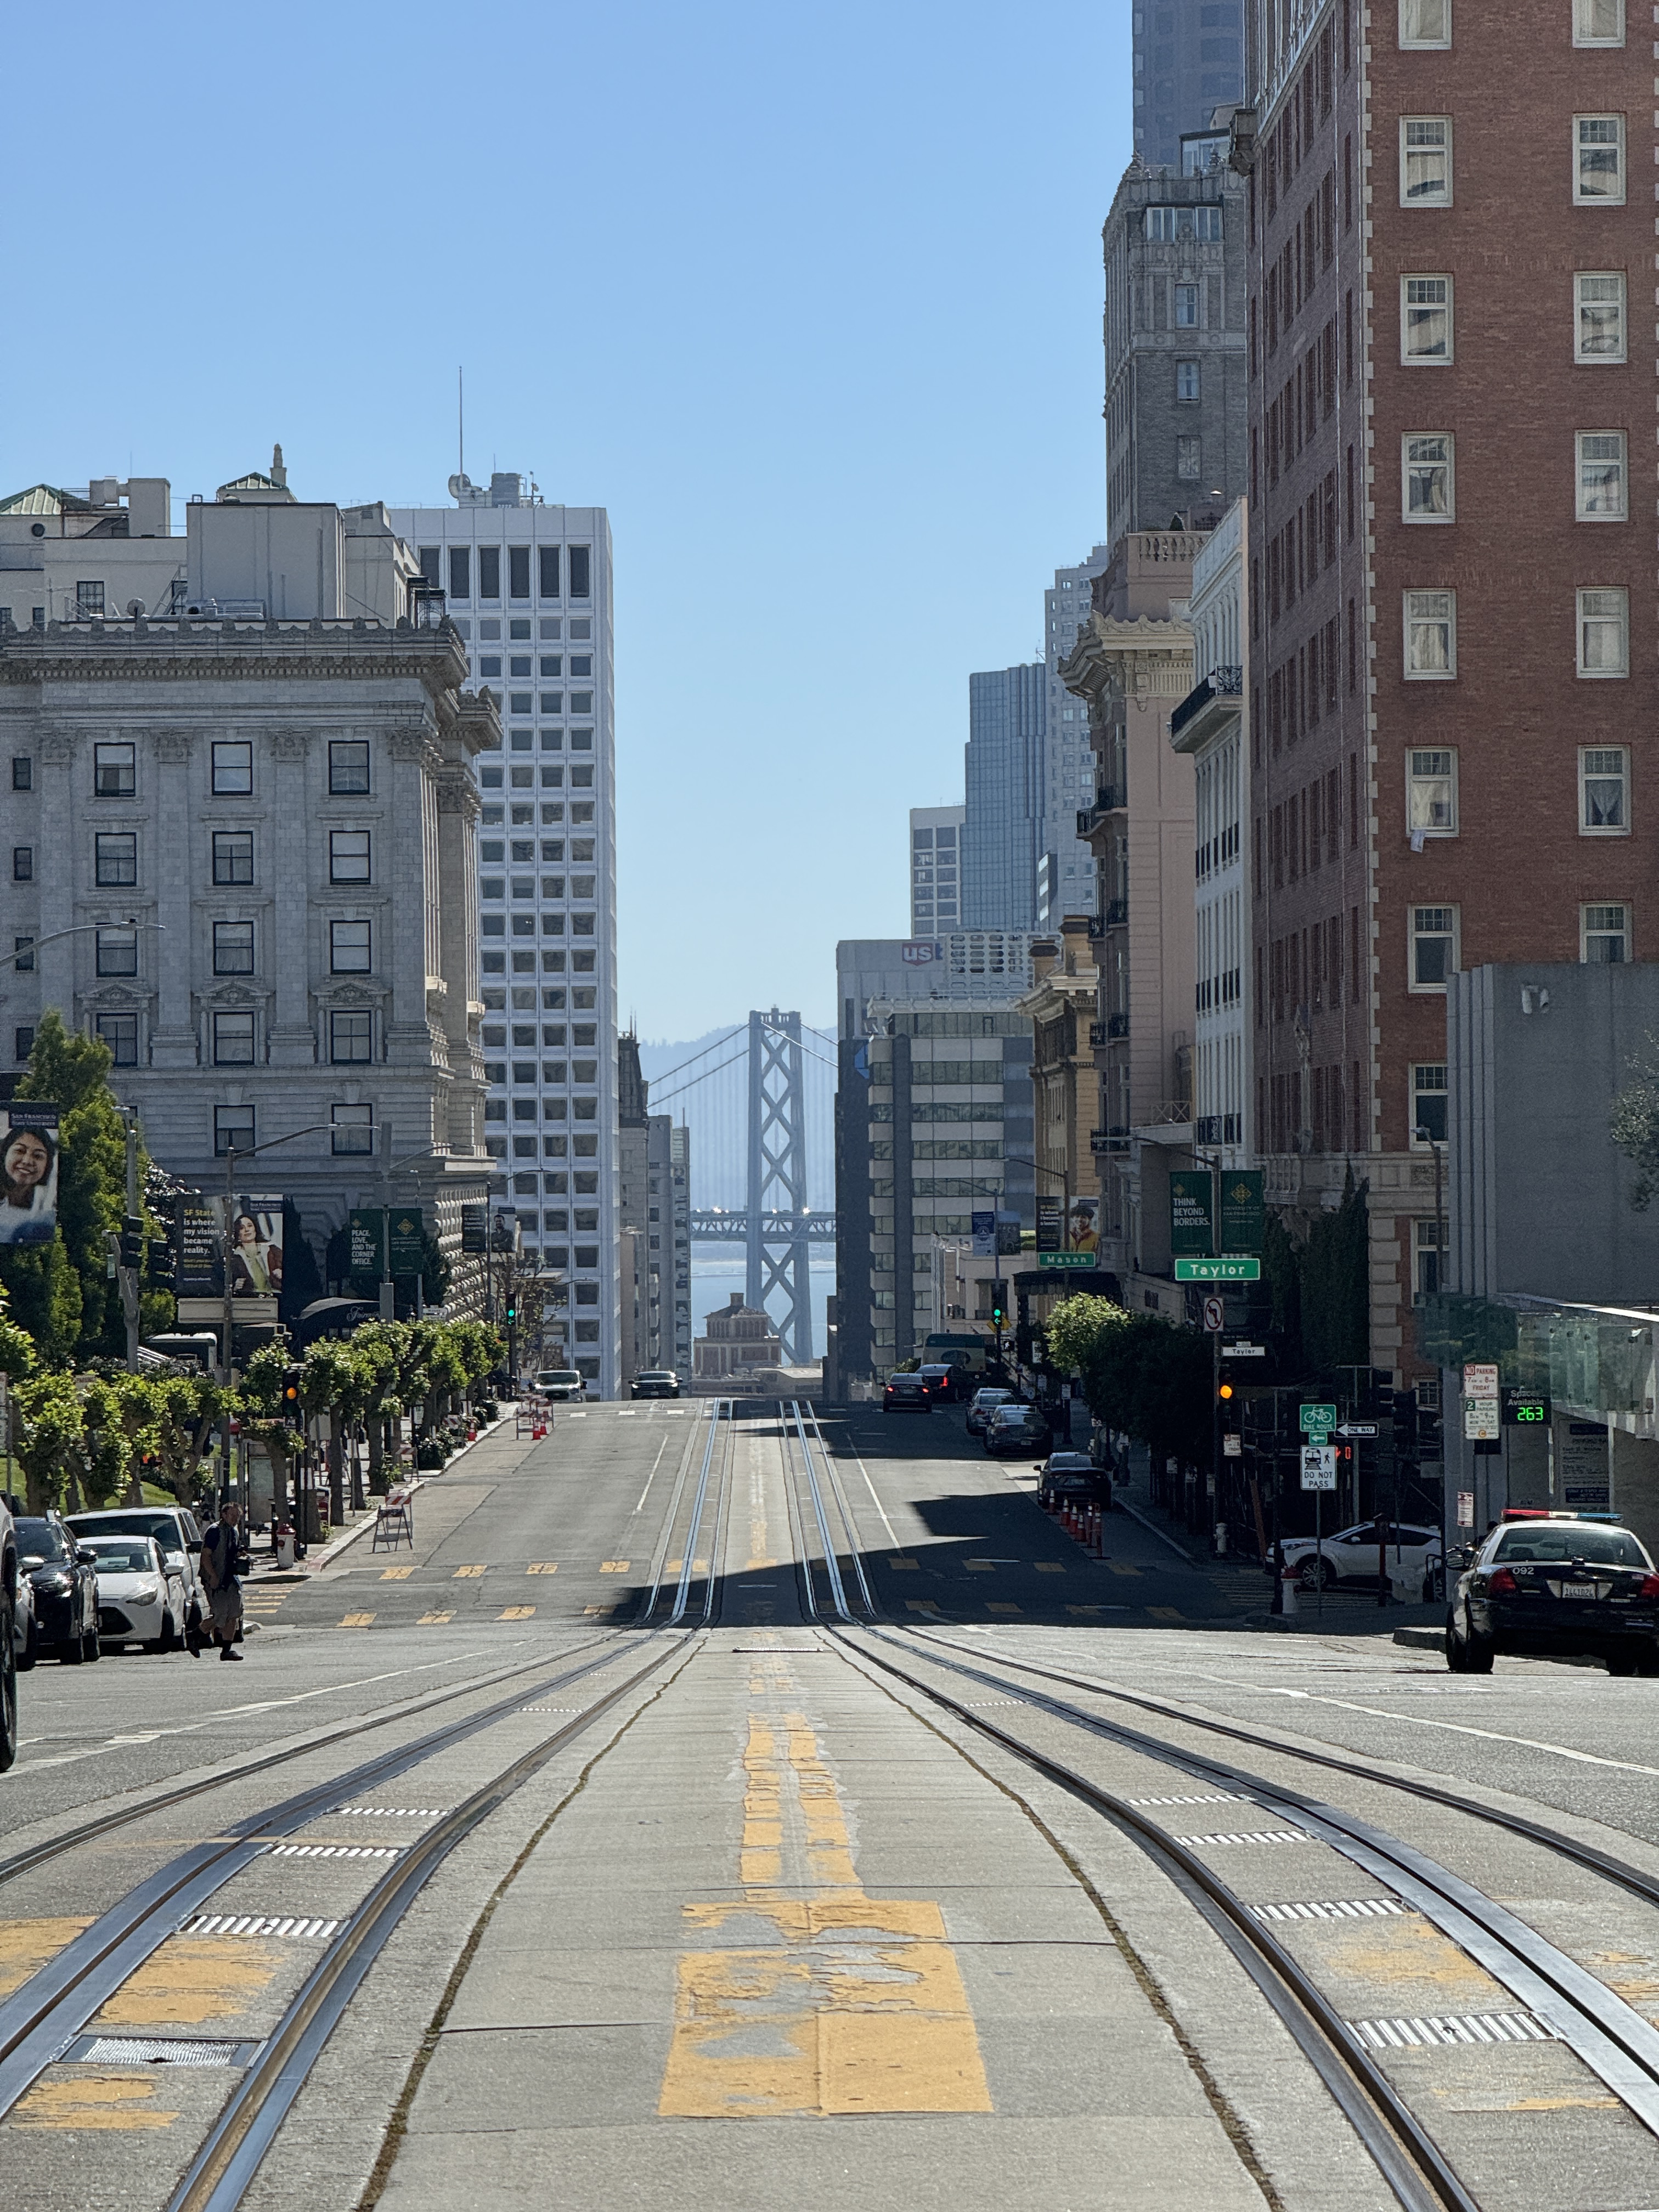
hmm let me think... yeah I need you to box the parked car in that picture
[1275,1519,1443,1595]
[67,1506,205,1632]
[80,1533,188,1654]
[985,1403,1052,1458]
[1447,1509,1659,1674]
[915,1364,962,1404]
[1036,1452,1109,1510]
[883,1372,933,1413]
[967,1387,1018,1436]
[630,1370,682,1400]
[10,1568,36,1673]
[15,1514,101,1664]
[534,1369,586,1402]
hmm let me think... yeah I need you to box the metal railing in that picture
[1170,664,1245,741]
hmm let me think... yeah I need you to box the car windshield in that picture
[1047,1456,1092,1471]
[974,1391,1011,1406]
[69,1511,174,1543]
[14,1518,70,1565]
[540,1373,580,1386]
[1493,1526,1651,1568]
[83,1541,157,1574]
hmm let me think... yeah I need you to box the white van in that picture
[534,1369,586,1403]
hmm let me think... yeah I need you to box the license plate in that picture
[1560,1582,1599,1600]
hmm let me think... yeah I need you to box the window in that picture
[1577,586,1628,675]
[94,832,136,887]
[331,1103,374,1156]
[212,920,255,975]
[10,847,30,883]
[568,546,591,598]
[1401,276,1451,362]
[213,1011,255,1064]
[13,938,33,973]
[10,758,30,792]
[329,740,369,794]
[1402,432,1453,520]
[478,545,501,599]
[75,580,105,615]
[1412,1216,1446,1297]
[331,918,371,972]
[1574,115,1624,204]
[1176,436,1201,480]
[1574,0,1624,42]
[211,741,252,795]
[539,546,560,597]
[1576,431,1626,518]
[508,546,531,599]
[330,1009,373,1063]
[1575,272,1626,361]
[1581,746,1628,832]
[417,545,441,586]
[1584,902,1629,962]
[215,1104,254,1157]
[448,545,470,600]
[1410,1064,1448,1144]
[94,742,134,797]
[97,1014,138,1068]
[213,830,253,885]
[1401,117,1451,204]
[1145,205,1222,240]
[1408,749,1458,834]
[96,927,137,977]
[1399,0,1449,43]
[1410,905,1458,990]
[330,830,371,883]
[1173,282,1199,327]
[14,1028,33,1063]
[1175,359,1200,402]
[1403,590,1455,678]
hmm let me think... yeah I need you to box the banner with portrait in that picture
[175,1192,285,1299]
[0,1104,60,1247]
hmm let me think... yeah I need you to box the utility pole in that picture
[379,1118,396,1320]
[119,1110,142,1374]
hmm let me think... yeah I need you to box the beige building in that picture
[1061,530,1202,1315]
[1016,917,1102,1251]
[692,1293,784,1379]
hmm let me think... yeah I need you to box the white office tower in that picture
[390,476,618,1395]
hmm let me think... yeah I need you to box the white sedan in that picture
[83,1534,188,1654]
[1276,1520,1443,1596]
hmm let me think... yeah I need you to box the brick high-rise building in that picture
[1237,0,1651,1375]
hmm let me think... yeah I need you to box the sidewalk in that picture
[245,1408,513,1583]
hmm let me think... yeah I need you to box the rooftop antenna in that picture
[458,368,465,483]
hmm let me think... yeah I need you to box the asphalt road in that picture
[6,1399,1659,2211]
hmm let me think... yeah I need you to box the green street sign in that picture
[1038,1250,1097,1269]
[1299,1402,1338,1434]
[1173,1256,1261,1281]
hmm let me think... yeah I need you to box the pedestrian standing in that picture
[200,1501,246,1662]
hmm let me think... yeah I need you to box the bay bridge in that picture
[647,1009,835,1365]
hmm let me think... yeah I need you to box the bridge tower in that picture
[745,1008,812,1363]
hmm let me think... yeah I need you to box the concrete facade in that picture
[1135,0,1245,166]
[834,934,1037,1043]
[908,804,966,935]
[0,488,493,1290]
[1040,549,1114,926]
[1104,157,1248,549]
[389,482,619,1396]
[1173,498,1253,1161]
[649,1114,692,1379]
[1016,918,1104,1250]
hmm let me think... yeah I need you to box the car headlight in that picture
[127,1583,159,1604]
[34,1572,71,1593]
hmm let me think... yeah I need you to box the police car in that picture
[1446,1508,1659,1675]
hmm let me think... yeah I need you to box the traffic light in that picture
[148,1238,177,1290]
[504,1296,517,1324]
[281,1365,303,1414]
[1217,1379,1235,1404]
[989,1293,1006,1328]
[119,1214,145,1268]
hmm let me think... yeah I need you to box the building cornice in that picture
[0,617,471,701]
[1062,614,1195,703]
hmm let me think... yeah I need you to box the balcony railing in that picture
[1091,1127,1131,1154]
[1076,787,1126,837]
[1170,663,1244,742]
[1088,1020,1108,1049]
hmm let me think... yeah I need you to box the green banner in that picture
[349,1207,425,1278]
[1169,1170,1214,1257]
[1219,1169,1265,1255]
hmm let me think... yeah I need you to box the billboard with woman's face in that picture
[0,1106,60,1247]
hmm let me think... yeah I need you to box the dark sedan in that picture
[1447,1510,1659,1674]
[984,1406,1053,1458]
[916,1364,962,1404]
[883,1372,933,1413]
[14,1514,101,1666]
[630,1370,682,1400]
[1037,1453,1109,1510]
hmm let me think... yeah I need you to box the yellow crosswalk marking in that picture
[1108,1561,1143,1577]
[583,1603,617,1616]
[985,1602,1023,1615]
[379,1566,415,1581]
[888,1557,919,1571]
[340,1612,375,1628]
[526,1562,558,1574]
[419,1610,454,1626]
[452,1564,487,1578]
[1035,1562,1066,1574]
[599,1560,630,1573]
[665,1559,710,1576]
[905,1599,940,1614]
[498,1605,536,1621]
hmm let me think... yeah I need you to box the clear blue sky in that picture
[6,1,1131,1037]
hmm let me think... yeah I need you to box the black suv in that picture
[1447,1510,1659,1674]
[14,1513,100,1666]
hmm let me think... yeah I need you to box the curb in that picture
[250,1412,513,1579]
[1117,1497,1200,1565]
[1392,1624,1444,1651]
